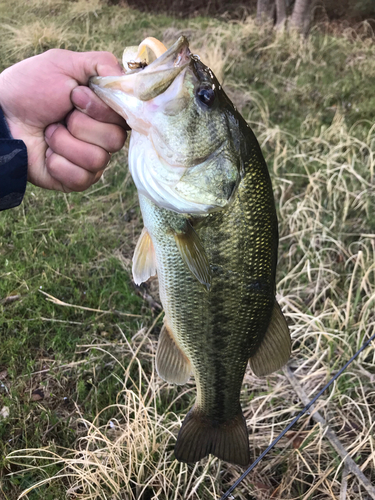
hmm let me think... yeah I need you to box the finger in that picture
[66,109,127,152]
[44,49,124,83]
[45,148,100,192]
[93,169,105,184]
[45,123,111,173]
[71,86,129,128]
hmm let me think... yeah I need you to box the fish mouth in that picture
[90,36,191,101]
[142,35,190,72]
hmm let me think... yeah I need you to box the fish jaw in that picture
[90,36,191,109]
[90,36,241,214]
[89,36,191,146]
[89,81,148,134]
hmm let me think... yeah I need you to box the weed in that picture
[0,1,374,499]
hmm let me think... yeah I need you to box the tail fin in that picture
[174,407,250,466]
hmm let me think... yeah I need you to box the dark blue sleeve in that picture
[0,107,28,211]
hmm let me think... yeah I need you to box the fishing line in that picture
[219,330,375,500]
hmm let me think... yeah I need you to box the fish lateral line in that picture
[91,35,289,468]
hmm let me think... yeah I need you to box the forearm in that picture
[0,106,28,211]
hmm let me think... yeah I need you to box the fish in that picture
[90,36,291,467]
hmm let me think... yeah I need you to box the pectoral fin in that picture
[173,222,212,291]
[132,227,157,285]
[249,301,291,377]
[156,320,192,385]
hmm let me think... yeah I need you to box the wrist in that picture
[0,106,28,211]
[0,103,12,139]
[0,71,22,141]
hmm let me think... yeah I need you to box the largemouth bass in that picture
[90,36,291,467]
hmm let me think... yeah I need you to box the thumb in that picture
[68,50,125,85]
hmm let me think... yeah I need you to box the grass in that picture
[0,0,375,499]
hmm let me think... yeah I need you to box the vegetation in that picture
[0,0,374,499]
[118,0,375,25]
[255,0,375,34]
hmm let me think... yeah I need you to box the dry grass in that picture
[7,324,225,500]
[69,0,103,18]
[6,106,375,500]
[0,20,76,58]
[2,5,375,500]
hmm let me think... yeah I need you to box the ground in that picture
[0,1,374,499]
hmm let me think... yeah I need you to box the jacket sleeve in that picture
[0,107,28,211]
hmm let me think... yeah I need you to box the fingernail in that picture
[94,170,104,183]
[45,123,59,140]
[71,86,91,111]
[45,147,53,158]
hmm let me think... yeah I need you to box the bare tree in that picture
[290,0,313,34]
[256,0,275,23]
[256,0,314,35]
[275,0,287,29]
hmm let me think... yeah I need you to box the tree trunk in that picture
[290,0,313,35]
[256,0,275,24]
[275,0,287,29]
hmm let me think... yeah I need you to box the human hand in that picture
[0,49,128,192]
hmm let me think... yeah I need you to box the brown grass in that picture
[2,6,375,500]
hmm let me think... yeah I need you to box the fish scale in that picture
[138,124,279,456]
[90,35,291,466]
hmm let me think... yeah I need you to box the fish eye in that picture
[197,87,215,107]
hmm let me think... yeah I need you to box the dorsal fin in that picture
[132,227,157,285]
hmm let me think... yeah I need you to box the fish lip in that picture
[89,36,192,101]
[145,35,191,70]
[90,36,191,89]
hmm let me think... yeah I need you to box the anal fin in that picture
[174,406,250,467]
[156,320,192,385]
[249,301,291,377]
[132,227,157,285]
[173,220,211,291]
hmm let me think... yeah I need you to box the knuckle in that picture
[46,153,95,192]
[45,152,60,179]
[111,128,127,151]
[44,48,64,60]
[46,124,65,149]
[67,170,95,192]
[66,110,80,137]
[100,51,119,67]
[83,147,108,172]
[102,126,127,153]
[96,149,111,169]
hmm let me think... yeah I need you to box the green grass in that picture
[0,161,150,496]
[1,1,375,499]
